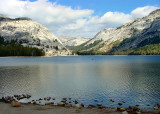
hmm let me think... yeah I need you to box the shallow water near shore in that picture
[0,56,160,108]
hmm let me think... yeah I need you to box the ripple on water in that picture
[0,56,160,108]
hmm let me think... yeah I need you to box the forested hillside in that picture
[0,36,45,56]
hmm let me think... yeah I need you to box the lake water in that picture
[0,56,160,108]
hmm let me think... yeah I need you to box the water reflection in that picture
[0,56,160,108]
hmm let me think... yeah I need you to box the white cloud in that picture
[131,6,159,19]
[0,0,159,38]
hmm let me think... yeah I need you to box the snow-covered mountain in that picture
[0,15,71,56]
[58,36,89,46]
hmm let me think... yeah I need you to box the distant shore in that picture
[0,55,160,58]
[0,101,159,114]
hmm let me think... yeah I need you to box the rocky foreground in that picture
[1,94,160,114]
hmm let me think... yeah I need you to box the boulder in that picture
[47,97,51,101]
[39,98,43,100]
[61,100,66,103]
[122,101,126,103]
[117,107,126,112]
[98,106,105,109]
[57,102,65,106]
[110,99,115,102]
[80,104,84,107]
[2,97,9,103]
[88,105,96,108]
[26,94,31,99]
[45,102,53,105]
[22,94,26,98]
[97,103,102,106]
[75,104,81,109]
[74,100,78,104]
[67,104,72,108]
[62,98,67,100]
[2,96,14,103]
[154,104,160,110]
[33,101,37,105]
[128,106,141,113]
[11,101,21,107]
[122,111,128,114]
[118,103,123,106]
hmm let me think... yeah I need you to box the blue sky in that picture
[31,0,160,15]
[0,0,160,37]
[59,0,159,15]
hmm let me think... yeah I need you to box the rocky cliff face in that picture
[0,15,71,56]
[58,36,89,46]
[79,9,160,53]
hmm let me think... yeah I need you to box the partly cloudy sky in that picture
[0,0,159,38]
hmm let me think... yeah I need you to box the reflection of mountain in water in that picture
[0,56,160,108]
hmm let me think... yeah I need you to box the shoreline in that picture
[0,55,160,58]
[1,94,160,114]
[0,101,159,114]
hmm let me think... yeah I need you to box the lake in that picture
[0,56,160,108]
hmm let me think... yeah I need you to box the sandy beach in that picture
[0,101,118,114]
[0,101,160,114]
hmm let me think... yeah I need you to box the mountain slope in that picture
[0,15,71,56]
[58,36,89,46]
[76,9,160,54]
[112,44,160,55]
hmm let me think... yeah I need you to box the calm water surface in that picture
[0,56,160,108]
